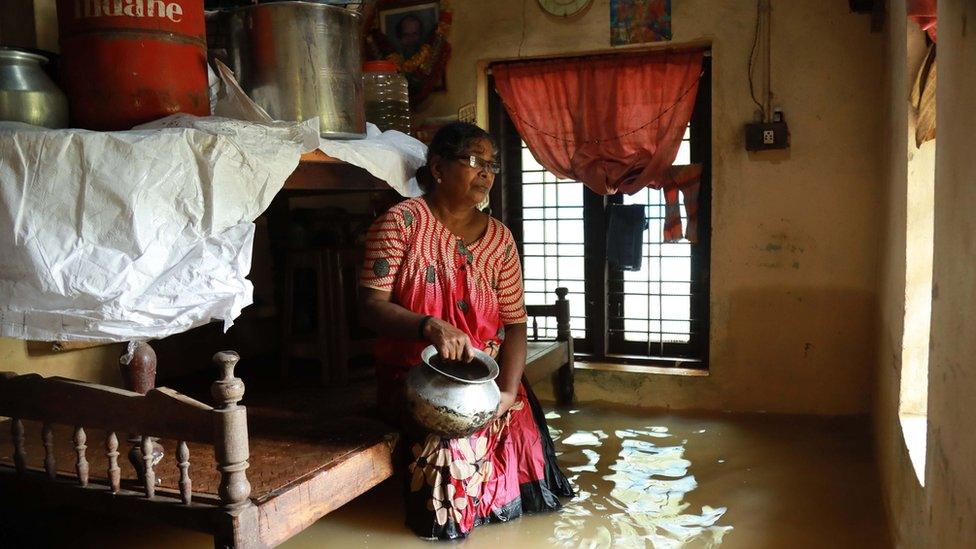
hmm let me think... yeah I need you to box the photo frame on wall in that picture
[610,0,672,46]
[379,2,439,60]
[365,0,453,109]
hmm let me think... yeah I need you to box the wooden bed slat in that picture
[0,373,215,444]
[0,416,395,502]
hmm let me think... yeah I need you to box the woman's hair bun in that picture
[416,164,433,193]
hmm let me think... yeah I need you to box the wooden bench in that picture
[0,351,396,548]
[523,288,575,406]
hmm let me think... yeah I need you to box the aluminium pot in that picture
[404,346,502,438]
[221,1,366,139]
[0,48,69,129]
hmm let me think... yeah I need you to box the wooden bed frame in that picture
[523,288,575,405]
[0,351,396,548]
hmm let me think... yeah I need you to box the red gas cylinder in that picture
[56,0,209,130]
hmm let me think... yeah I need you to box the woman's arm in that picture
[494,322,527,417]
[359,207,474,362]
[359,287,475,361]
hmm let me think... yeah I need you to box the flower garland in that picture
[365,0,453,108]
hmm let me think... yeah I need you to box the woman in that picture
[359,122,573,539]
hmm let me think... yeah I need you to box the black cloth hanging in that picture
[607,204,648,271]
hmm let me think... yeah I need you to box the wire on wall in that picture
[518,0,528,57]
[748,0,767,121]
[749,0,772,122]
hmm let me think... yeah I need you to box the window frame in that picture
[488,55,712,368]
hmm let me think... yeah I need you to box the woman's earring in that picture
[437,177,442,183]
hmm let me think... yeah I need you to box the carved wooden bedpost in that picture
[554,287,575,405]
[119,341,163,478]
[211,351,261,549]
[212,351,252,508]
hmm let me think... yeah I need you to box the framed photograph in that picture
[379,2,440,61]
[366,0,453,109]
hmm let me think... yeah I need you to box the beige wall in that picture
[0,338,124,385]
[433,0,885,414]
[927,1,976,543]
[874,1,928,545]
[874,0,976,547]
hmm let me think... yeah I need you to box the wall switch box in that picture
[745,121,790,151]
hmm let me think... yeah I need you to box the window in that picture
[489,57,712,366]
[899,25,935,486]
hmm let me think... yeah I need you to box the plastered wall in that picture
[874,1,976,546]
[0,338,123,385]
[430,0,885,414]
[873,1,928,545]
[927,2,976,541]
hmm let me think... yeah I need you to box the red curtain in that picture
[908,0,937,42]
[493,49,704,242]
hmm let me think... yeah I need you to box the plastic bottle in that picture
[362,61,411,134]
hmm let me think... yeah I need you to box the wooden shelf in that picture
[283,150,389,192]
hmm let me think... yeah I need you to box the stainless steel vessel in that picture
[404,346,502,438]
[224,1,366,139]
[0,48,68,129]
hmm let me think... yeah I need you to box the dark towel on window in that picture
[607,204,648,271]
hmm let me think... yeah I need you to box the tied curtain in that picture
[908,0,937,42]
[908,0,937,145]
[493,50,704,242]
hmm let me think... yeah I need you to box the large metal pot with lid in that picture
[219,0,366,139]
[404,345,502,438]
[0,48,69,128]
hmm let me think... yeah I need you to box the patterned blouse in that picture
[360,197,526,369]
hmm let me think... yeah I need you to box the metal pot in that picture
[404,346,502,438]
[222,1,366,139]
[0,48,68,129]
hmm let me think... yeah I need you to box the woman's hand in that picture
[494,390,518,419]
[423,317,474,362]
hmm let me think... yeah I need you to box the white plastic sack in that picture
[0,115,318,342]
[318,123,426,198]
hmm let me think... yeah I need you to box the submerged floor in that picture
[0,403,890,548]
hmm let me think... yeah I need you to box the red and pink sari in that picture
[361,197,572,539]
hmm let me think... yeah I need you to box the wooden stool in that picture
[280,249,344,385]
[280,247,378,386]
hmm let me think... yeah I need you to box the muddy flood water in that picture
[0,403,890,548]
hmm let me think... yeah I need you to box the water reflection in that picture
[549,412,732,548]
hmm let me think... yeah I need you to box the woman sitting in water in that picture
[359,122,573,539]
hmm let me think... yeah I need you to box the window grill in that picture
[519,144,587,339]
[606,127,706,359]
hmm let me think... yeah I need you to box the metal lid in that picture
[0,47,49,65]
[421,345,500,384]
